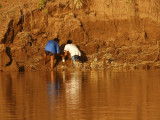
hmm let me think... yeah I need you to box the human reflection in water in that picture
[45,71,63,111]
[65,71,81,110]
[46,71,56,109]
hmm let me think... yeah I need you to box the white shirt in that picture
[64,44,81,57]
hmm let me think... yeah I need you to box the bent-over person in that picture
[62,40,81,66]
[44,38,60,69]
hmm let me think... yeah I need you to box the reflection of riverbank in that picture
[0,72,50,120]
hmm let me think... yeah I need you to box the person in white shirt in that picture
[62,40,81,66]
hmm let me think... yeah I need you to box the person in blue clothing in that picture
[44,38,60,69]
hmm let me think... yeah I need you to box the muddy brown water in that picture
[0,70,160,120]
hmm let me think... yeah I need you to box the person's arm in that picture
[63,45,68,59]
[56,44,60,55]
[63,50,68,59]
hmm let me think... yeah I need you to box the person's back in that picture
[63,40,81,66]
[64,44,81,57]
[44,38,60,69]
[45,40,59,54]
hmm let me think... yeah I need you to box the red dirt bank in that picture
[0,0,160,71]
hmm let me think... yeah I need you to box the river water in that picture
[0,70,160,120]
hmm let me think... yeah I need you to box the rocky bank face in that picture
[0,0,160,71]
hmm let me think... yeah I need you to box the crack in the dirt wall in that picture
[79,21,89,40]
[1,20,14,44]
[6,47,12,66]
[1,13,24,44]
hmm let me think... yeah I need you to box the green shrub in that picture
[0,4,2,8]
[126,0,133,4]
[38,0,47,10]
[44,8,48,14]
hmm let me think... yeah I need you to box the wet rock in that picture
[12,32,32,48]
[123,63,130,69]
[75,61,83,69]
[91,61,104,70]
[139,62,152,70]
[153,62,160,69]
[83,63,91,69]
